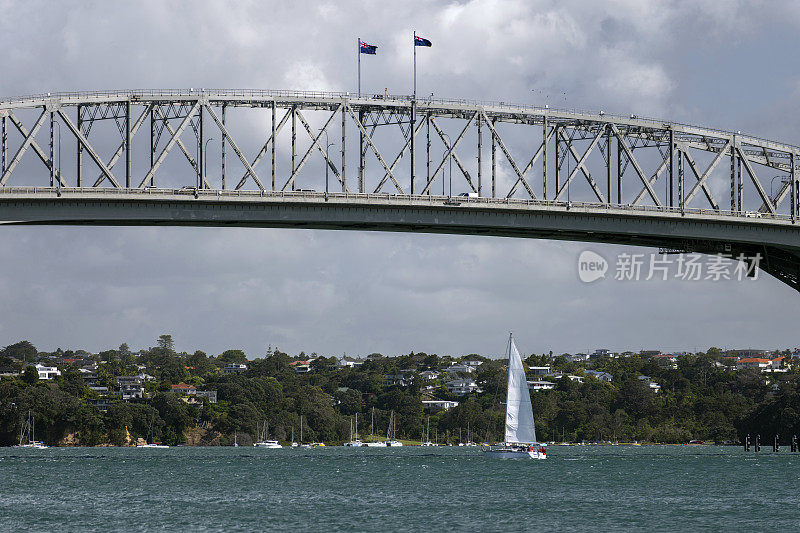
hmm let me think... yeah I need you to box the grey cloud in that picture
[1,1,800,358]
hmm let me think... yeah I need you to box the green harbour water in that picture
[1,445,798,531]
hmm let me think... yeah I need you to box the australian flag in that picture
[414,36,432,47]
[360,41,377,54]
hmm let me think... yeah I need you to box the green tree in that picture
[21,366,39,385]
[219,349,247,365]
[157,335,175,352]
[1,341,38,363]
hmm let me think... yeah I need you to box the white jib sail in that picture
[504,335,537,445]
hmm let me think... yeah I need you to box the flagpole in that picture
[413,31,417,100]
[411,31,416,195]
[358,38,361,98]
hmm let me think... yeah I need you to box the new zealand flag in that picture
[360,42,377,54]
[414,36,432,47]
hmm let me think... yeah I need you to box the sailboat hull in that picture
[484,447,546,459]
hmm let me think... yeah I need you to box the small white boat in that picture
[364,441,387,447]
[484,333,547,460]
[254,421,282,448]
[137,443,169,448]
[253,440,282,448]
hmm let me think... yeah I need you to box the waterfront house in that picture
[291,360,313,373]
[421,399,459,412]
[591,349,615,359]
[735,358,771,371]
[384,373,413,387]
[564,353,589,363]
[194,390,217,403]
[34,363,61,380]
[336,356,365,368]
[419,370,440,380]
[585,370,612,382]
[221,363,248,375]
[119,383,144,400]
[88,398,112,411]
[444,378,481,396]
[527,380,556,391]
[170,383,197,395]
[461,358,484,368]
[528,366,551,376]
[446,363,475,374]
[757,358,789,373]
[638,375,661,393]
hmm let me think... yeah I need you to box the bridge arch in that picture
[1,89,799,289]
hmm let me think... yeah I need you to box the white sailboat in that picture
[484,333,547,459]
[253,420,282,448]
[365,408,387,447]
[421,416,437,446]
[13,411,48,449]
[385,410,403,446]
[344,413,364,447]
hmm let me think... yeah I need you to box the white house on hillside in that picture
[527,380,555,391]
[445,378,480,396]
[34,363,61,380]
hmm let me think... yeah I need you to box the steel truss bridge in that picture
[1,89,800,290]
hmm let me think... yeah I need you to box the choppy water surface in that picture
[1,445,798,531]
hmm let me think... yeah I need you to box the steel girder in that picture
[2,89,800,289]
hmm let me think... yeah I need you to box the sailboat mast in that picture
[504,332,513,445]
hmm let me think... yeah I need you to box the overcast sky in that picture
[2,0,800,359]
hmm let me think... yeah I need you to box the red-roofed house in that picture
[735,358,771,371]
[290,360,313,373]
[170,383,196,395]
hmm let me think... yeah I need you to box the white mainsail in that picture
[504,334,537,445]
